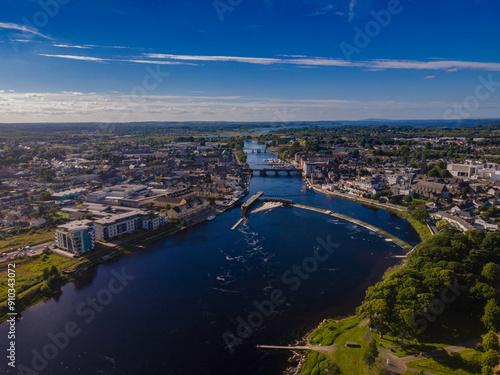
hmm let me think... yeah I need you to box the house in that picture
[167,197,210,220]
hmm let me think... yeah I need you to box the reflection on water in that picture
[0,141,421,375]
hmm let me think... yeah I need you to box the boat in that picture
[207,215,216,221]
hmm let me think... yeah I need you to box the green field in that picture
[406,348,483,375]
[300,317,385,375]
[0,228,54,252]
[0,252,86,321]
[372,314,486,358]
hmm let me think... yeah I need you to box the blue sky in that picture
[1,0,499,123]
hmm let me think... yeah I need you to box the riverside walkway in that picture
[293,203,413,251]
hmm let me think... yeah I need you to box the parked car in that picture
[6,257,11,261]
[30,250,35,254]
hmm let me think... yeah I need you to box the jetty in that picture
[256,345,311,350]
[231,218,245,231]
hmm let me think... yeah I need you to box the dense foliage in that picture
[358,229,500,340]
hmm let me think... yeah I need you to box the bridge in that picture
[252,168,302,177]
[241,191,264,217]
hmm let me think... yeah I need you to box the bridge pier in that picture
[260,170,267,177]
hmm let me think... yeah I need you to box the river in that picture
[0,142,420,375]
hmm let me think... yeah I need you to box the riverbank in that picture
[0,202,236,323]
[292,203,413,251]
[307,183,432,242]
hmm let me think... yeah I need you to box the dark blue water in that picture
[0,142,420,375]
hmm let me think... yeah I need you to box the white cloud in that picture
[0,22,52,39]
[39,54,108,62]
[53,44,91,49]
[38,52,500,72]
[348,0,357,21]
[1,91,499,123]
[423,75,435,79]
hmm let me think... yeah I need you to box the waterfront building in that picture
[55,220,96,255]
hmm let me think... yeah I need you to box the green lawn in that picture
[372,314,486,357]
[309,317,360,346]
[0,228,54,251]
[301,317,384,375]
[406,348,483,375]
[300,352,340,375]
[0,252,86,321]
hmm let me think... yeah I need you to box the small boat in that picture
[207,215,216,221]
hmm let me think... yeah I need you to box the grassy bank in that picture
[0,252,87,322]
[406,348,483,375]
[0,224,182,323]
[300,317,385,375]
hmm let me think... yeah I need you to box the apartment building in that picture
[55,220,96,255]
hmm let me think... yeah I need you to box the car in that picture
[6,257,11,261]
[30,250,35,254]
[26,246,31,250]
[21,247,25,251]
[44,246,49,250]
[2,253,6,257]
[13,254,18,258]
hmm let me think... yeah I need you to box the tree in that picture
[437,220,449,231]
[482,299,500,331]
[482,232,500,255]
[483,330,499,352]
[482,263,500,285]
[440,169,453,178]
[39,191,52,201]
[482,349,499,368]
[428,168,440,177]
[482,365,493,375]
[84,213,93,221]
[410,206,429,222]
[363,340,379,368]
[359,299,390,338]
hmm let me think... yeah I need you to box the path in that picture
[365,331,482,374]
[308,183,408,213]
[293,203,413,251]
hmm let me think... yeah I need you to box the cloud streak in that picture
[39,51,500,72]
[0,22,52,39]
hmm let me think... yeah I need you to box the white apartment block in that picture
[55,220,96,255]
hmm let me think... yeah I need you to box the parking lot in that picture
[0,241,53,263]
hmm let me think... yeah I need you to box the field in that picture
[0,228,54,252]
[0,252,86,322]
[406,348,483,375]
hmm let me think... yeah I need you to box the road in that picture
[0,241,53,263]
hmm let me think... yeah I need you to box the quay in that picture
[241,191,264,217]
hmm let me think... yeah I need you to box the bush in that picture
[363,340,379,368]
[482,349,499,368]
[483,330,500,352]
